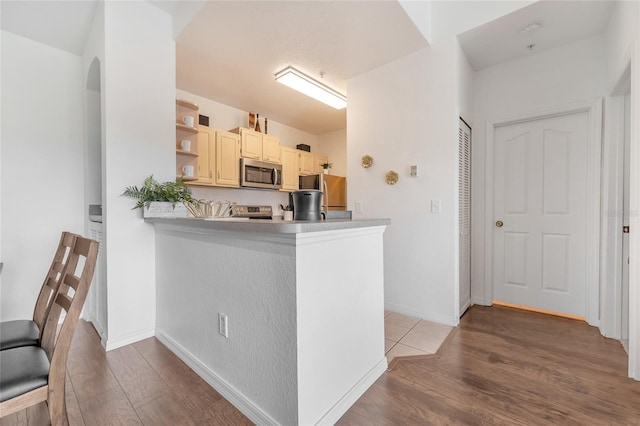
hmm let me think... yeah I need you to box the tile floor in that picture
[384,310,454,364]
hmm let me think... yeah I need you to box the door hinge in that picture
[623,226,630,234]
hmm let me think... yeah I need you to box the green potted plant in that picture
[122,175,193,218]
[320,162,332,174]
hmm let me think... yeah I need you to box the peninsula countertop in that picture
[145,216,390,234]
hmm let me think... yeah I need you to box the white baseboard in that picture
[314,357,387,425]
[80,315,108,350]
[105,326,155,351]
[156,329,279,426]
[156,329,385,426]
[385,302,458,326]
[472,297,491,306]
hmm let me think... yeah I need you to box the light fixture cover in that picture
[275,67,346,110]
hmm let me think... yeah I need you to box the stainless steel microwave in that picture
[240,158,282,190]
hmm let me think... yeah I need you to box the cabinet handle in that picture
[217,171,220,179]
[209,171,212,178]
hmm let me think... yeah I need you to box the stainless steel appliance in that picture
[240,158,282,190]
[299,174,346,211]
[231,205,273,219]
[292,190,323,221]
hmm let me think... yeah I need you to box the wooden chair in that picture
[0,232,79,351]
[0,236,99,425]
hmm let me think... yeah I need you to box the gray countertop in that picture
[145,216,390,234]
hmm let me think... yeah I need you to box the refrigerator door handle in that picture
[322,179,329,211]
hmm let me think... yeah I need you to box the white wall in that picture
[471,35,607,306]
[600,0,640,378]
[604,0,639,89]
[176,89,319,150]
[629,1,640,380]
[318,128,347,177]
[1,31,84,321]
[88,1,175,349]
[457,42,475,124]
[347,40,460,326]
[600,0,639,339]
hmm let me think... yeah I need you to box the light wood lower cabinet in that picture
[280,146,300,191]
[192,127,240,188]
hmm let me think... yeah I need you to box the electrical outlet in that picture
[218,313,228,338]
[355,201,363,214]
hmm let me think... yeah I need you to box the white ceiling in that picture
[174,1,429,135]
[0,1,618,134]
[1,0,98,55]
[457,0,615,70]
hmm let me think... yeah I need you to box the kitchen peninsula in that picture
[147,217,389,425]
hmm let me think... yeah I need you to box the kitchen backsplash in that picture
[190,186,290,213]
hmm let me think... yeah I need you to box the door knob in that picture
[496,220,504,228]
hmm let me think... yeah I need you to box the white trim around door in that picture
[483,98,603,327]
[627,37,640,380]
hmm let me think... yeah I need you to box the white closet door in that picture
[459,118,472,316]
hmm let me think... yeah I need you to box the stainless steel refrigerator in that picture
[299,174,347,211]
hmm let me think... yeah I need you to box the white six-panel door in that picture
[493,112,589,317]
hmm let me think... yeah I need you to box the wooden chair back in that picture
[0,235,98,425]
[32,232,79,334]
[41,236,99,422]
[41,236,99,360]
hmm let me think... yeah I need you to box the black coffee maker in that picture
[291,190,323,221]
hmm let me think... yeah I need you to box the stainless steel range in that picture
[231,205,273,219]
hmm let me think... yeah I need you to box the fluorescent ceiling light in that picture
[275,67,347,110]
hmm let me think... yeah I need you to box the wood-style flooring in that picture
[3,305,639,425]
[1,320,252,425]
[339,305,640,425]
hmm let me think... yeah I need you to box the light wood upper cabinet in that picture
[314,154,329,175]
[262,134,281,163]
[299,151,315,175]
[230,127,261,160]
[230,127,281,163]
[215,131,240,187]
[196,126,213,184]
[280,146,300,191]
[191,127,240,188]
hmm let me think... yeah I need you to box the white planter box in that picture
[143,202,189,218]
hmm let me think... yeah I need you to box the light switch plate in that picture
[431,200,441,214]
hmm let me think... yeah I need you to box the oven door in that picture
[241,158,282,190]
